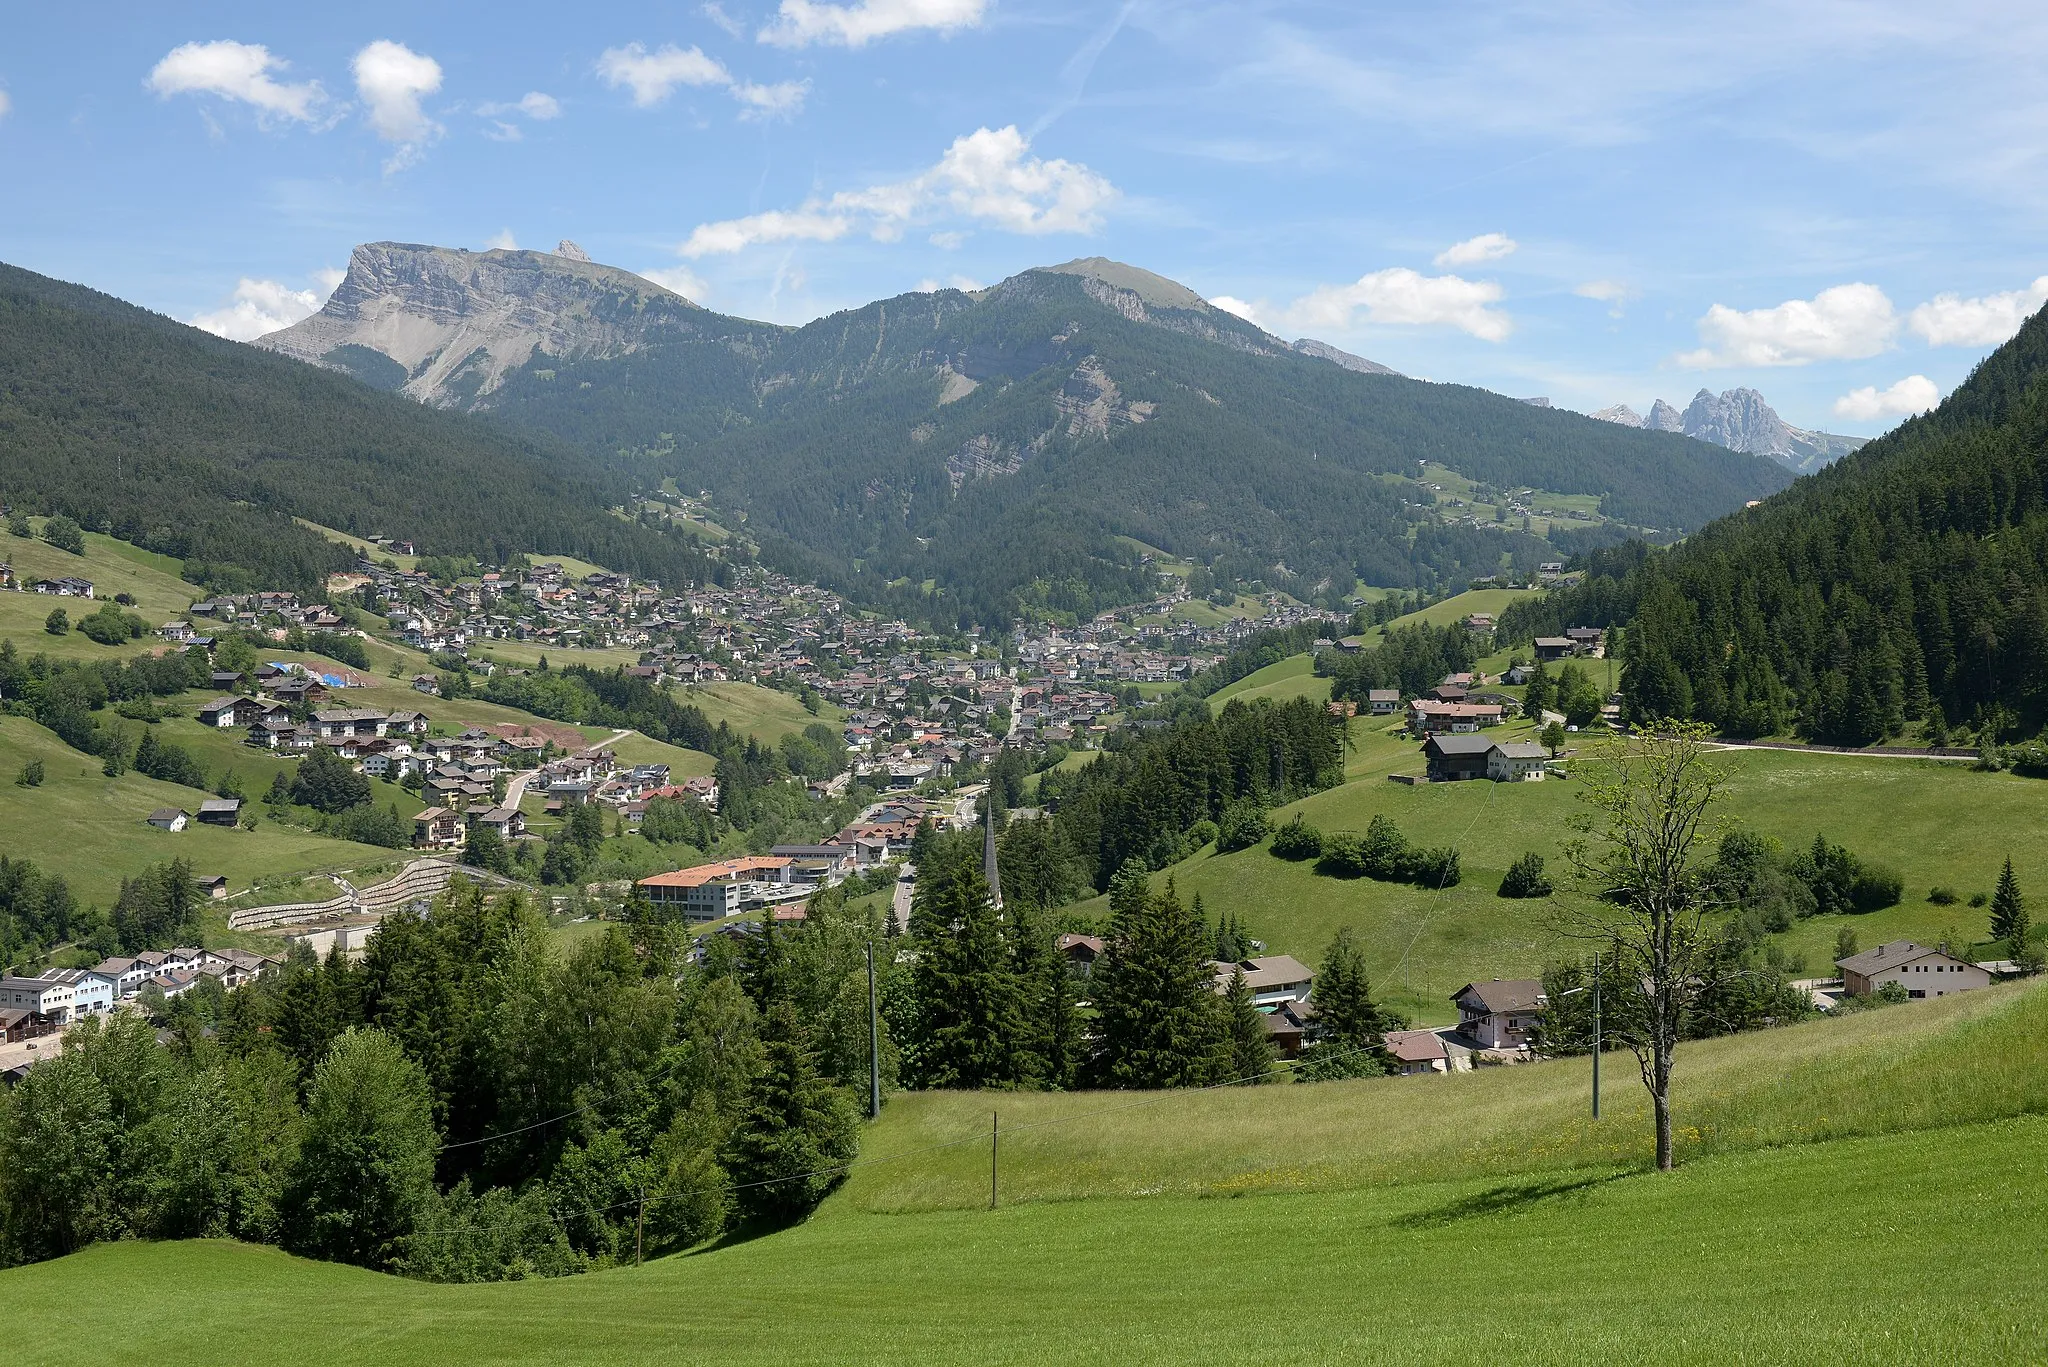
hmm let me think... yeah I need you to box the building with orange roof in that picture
[636,856,802,920]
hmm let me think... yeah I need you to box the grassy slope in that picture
[0,526,199,661]
[1074,722,2048,1022]
[1205,653,1332,709]
[0,718,394,905]
[677,680,838,745]
[6,986,2046,1364]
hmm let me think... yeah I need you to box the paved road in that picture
[891,869,915,936]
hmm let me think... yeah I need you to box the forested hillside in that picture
[1508,301,2048,745]
[0,263,711,594]
[347,255,1789,624]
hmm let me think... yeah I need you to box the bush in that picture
[1406,846,1462,888]
[1498,851,1552,898]
[44,607,68,635]
[1269,816,1323,860]
[1849,864,1904,912]
[1927,886,1958,906]
[1359,815,1412,880]
[1215,800,1271,853]
[1187,819,1220,851]
[15,760,44,788]
[77,603,144,646]
[1315,833,1368,878]
[1969,891,1990,908]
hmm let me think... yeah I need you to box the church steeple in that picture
[982,796,1003,910]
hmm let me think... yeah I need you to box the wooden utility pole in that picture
[989,1111,999,1210]
[867,940,882,1120]
[635,1183,645,1268]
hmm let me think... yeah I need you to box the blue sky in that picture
[2,1,2044,434]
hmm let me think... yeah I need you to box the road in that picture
[1706,741,1977,763]
[891,868,915,935]
[500,727,634,810]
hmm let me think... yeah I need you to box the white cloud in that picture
[315,267,346,292]
[702,4,746,39]
[1906,276,2048,347]
[484,121,523,142]
[732,80,811,119]
[1282,268,1511,341]
[353,40,442,169]
[1209,295,1263,324]
[1678,283,1896,367]
[598,42,730,106]
[640,265,709,300]
[189,277,325,342]
[485,228,519,250]
[1574,279,1635,303]
[680,125,1114,256]
[929,230,967,250]
[914,274,985,293]
[599,42,808,118]
[1834,374,1940,422]
[1434,232,1516,267]
[759,0,988,49]
[0,91,12,120]
[146,40,328,124]
[479,91,562,124]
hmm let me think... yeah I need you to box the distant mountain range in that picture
[1591,389,1865,474]
[254,242,1790,621]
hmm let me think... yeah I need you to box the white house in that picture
[1837,941,1993,1000]
[1211,955,1315,1007]
[1487,741,1550,782]
[1452,979,1546,1051]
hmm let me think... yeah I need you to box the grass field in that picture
[678,680,839,744]
[0,717,395,906]
[1206,653,1332,709]
[5,983,2045,1364]
[1073,725,2048,1022]
[0,526,199,661]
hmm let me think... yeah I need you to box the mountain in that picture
[258,245,1792,622]
[1287,337,1401,376]
[0,261,710,594]
[1591,387,1864,473]
[258,241,744,407]
[1514,299,2048,745]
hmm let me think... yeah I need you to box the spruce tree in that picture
[1297,928,1392,1081]
[723,1001,859,1226]
[1990,856,2025,947]
[1221,969,1275,1084]
[1090,867,1227,1089]
[907,862,1030,1088]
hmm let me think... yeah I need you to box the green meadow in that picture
[4,982,2045,1365]
[1074,717,2043,1022]
[1206,652,1333,709]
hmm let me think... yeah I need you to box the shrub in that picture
[77,603,143,646]
[1849,865,1903,912]
[1498,851,1553,899]
[1406,846,1462,888]
[15,760,44,788]
[1359,814,1413,880]
[1269,816,1323,860]
[1969,891,1990,908]
[1927,886,1958,906]
[1215,800,1271,853]
[1315,833,1368,878]
[44,607,68,635]
[1187,819,1220,851]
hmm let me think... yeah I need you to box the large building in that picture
[637,856,805,921]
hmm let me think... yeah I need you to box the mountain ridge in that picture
[1592,386,1865,474]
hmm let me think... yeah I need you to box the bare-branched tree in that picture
[1561,722,1727,1172]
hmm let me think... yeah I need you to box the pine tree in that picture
[907,862,1030,1088]
[1090,867,1227,1089]
[722,1001,859,1226]
[1297,928,1392,1081]
[1221,969,1274,1084]
[1011,902,1082,1090]
[1990,856,2025,945]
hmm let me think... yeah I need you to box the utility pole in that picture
[635,1181,645,1268]
[1591,951,1602,1120]
[989,1111,999,1210]
[867,940,882,1121]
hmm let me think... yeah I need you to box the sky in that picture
[3,1,2046,435]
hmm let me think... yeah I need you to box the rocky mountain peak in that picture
[1032,257,1210,311]
[1647,399,1686,432]
[1289,337,1401,377]
[255,240,706,407]
[1589,386,1865,473]
[1591,403,1644,427]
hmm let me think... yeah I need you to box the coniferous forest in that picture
[1501,301,2048,746]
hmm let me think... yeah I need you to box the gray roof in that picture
[1837,940,1966,975]
[1492,742,1549,760]
[1214,955,1313,992]
[1425,733,1495,755]
[1454,979,1546,1013]
[198,798,241,813]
